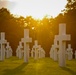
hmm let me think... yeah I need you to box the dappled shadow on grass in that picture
[1,58,76,75]
[3,63,28,75]
[61,67,76,75]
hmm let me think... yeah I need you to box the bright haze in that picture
[0,0,67,19]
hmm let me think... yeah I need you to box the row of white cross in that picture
[50,44,73,61]
[31,40,45,59]
[50,24,71,67]
[0,32,12,61]
[0,23,76,67]
[16,40,45,60]
[16,29,46,63]
[49,23,76,67]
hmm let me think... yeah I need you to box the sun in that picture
[0,0,67,19]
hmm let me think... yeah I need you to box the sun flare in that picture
[0,0,67,19]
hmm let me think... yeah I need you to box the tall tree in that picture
[63,0,76,55]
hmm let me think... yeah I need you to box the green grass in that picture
[0,57,76,75]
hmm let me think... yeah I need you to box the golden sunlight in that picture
[0,0,67,19]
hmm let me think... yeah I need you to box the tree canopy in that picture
[0,0,76,57]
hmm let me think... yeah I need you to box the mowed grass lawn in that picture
[0,57,76,75]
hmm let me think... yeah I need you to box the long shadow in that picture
[61,67,76,75]
[3,63,28,75]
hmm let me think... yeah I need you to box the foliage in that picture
[0,0,76,56]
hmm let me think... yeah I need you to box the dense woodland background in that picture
[0,0,76,57]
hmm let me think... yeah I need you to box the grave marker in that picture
[24,29,32,62]
[55,24,71,67]
[67,44,73,60]
[0,32,7,61]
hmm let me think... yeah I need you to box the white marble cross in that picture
[16,47,19,57]
[16,41,23,59]
[38,45,45,58]
[9,46,12,57]
[40,48,45,58]
[53,39,59,61]
[31,48,34,58]
[19,41,23,48]
[55,23,71,67]
[38,45,42,58]
[18,46,23,59]
[23,29,32,62]
[6,42,10,58]
[49,45,54,59]
[19,42,23,59]
[33,40,39,60]
[54,37,59,48]
[67,44,73,60]
[0,32,7,61]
